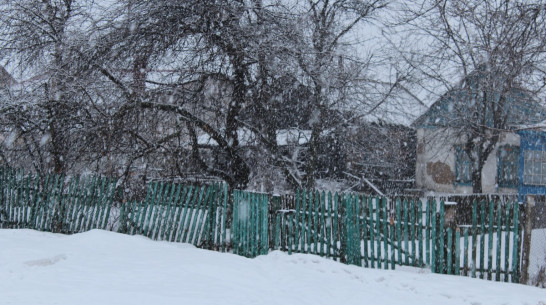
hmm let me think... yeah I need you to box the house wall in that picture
[416,127,519,194]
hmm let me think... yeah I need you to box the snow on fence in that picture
[0,167,529,285]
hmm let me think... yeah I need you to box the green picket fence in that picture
[271,190,429,270]
[0,168,117,233]
[231,190,269,257]
[119,182,229,251]
[431,199,521,283]
[0,167,523,284]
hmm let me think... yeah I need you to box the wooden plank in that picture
[410,199,416,266]
[332,192,340,261]
[320,191,327,257]
[382,197,388,269]
[182,185,203,243]
[22,173,31,228]
[189,186,210,245]
[439,200,445,274]
[418,200,424,266]
[504,202,511,282]
[361,195,368,267]
[495,202,502,281]
[92,177,107,230]
[403,198,409,265]
[148,182,166,239]
[447,227,453,274]
[84,176,99,232]
[463,227,469,276]
[313,191,319,255]
[172,185,190,242]
[375,197,381,266]
[74,177,88,233]
[487,200,495,280]
[101,179,116,231]
[511,202,520,283]
[221,184,228,252]
[294,190,301,253]
[430,199,437,273]
[260,193,268,255]
[153,183,172,240]
[425,198,431,265]
[396,197,402,264]
[479,200,486,279]
[471,200,478,278]
[28,174,41,230]
[61,176,76,232]
[161,183,178,241]
[232,190,240,254]
[325,191,332,258]
[300,190,307,253]
[45,174,62,232]
[369,196,375,268]
[455,228,460,275]
[138,183,154,235]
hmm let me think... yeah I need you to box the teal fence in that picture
[0,167,523,283]
[0,168,117,233]
[119,182,229,251]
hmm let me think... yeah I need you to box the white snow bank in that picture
[1,229,545,305]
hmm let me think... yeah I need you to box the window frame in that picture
[496,145,519,188]
[523,150,546,186]
[455,145,473,185]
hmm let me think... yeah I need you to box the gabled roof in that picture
[412,72,546,129]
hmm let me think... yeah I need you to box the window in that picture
[455,146,472,184]
[497,145,519,188]
[523,150,546,185]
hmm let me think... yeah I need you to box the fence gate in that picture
[231,190,269,258]
[430,199,522,283]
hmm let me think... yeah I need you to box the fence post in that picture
[520,195,535,285]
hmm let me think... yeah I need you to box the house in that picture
[412,70,546,195]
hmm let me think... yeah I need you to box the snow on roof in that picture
[197,128,329,147]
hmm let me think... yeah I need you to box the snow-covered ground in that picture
[1,229,544,305]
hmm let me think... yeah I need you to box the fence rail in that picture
[0,167,526,284]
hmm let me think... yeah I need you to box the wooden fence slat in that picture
[396,197,402,265]
[221,184,228,252]
[326,192,332,258]
[479,200,486,279]
[426,198,431,265]
[149,182,166,239]
[471,200,478,278]
[410,199,416,266]
[439,200,445,274]
[487,200,495,280]
[382,197,388,269]
[403,198,409,265]
[418,200,424,266]
[504,202,511,282]
[512,202,520,283]
[332,192,340,261]
[495,202,502,281]
[455,228,460,275]
[430,199,436,273]
[174,185,194,242]
[463,227,469,276]
[447,227,453,274]
[320,191,327,257]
